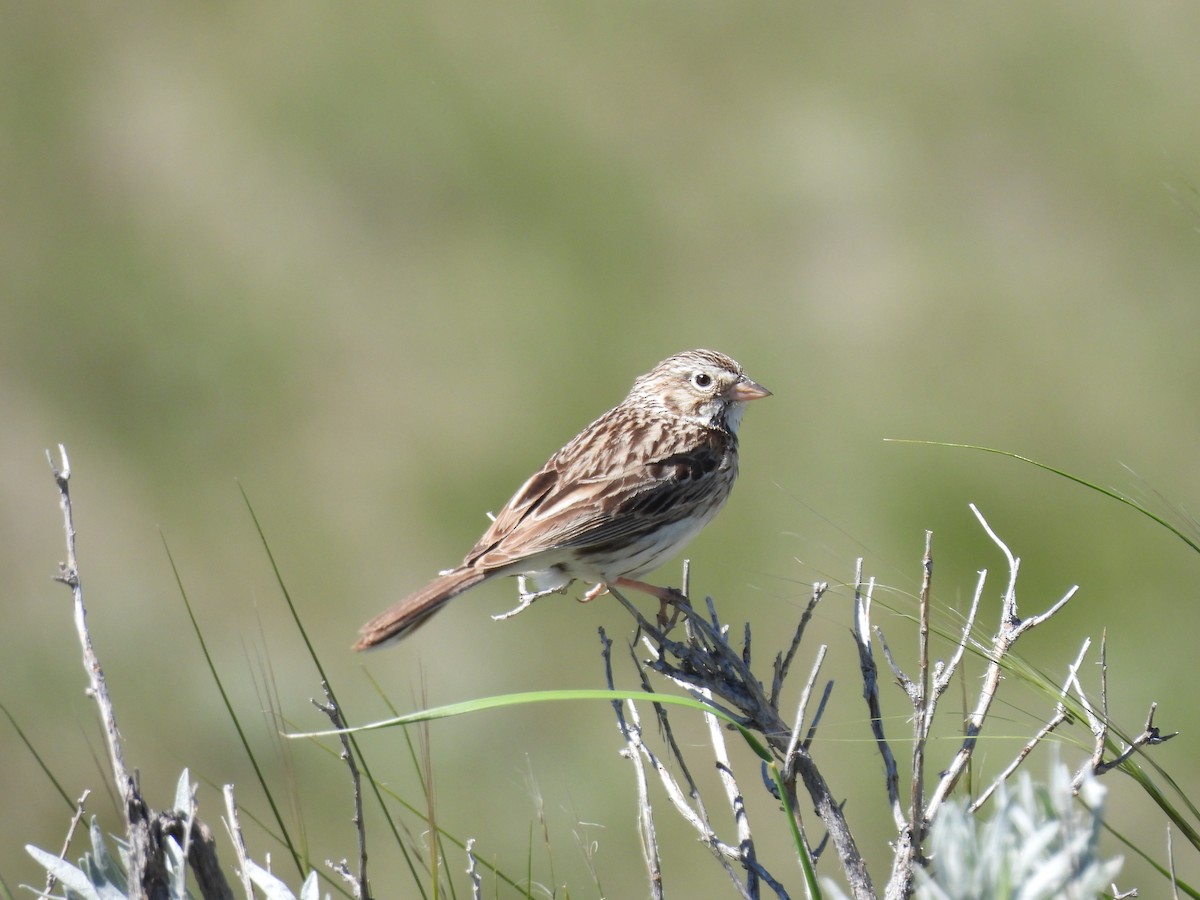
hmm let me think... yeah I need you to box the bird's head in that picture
[629,349,770,432]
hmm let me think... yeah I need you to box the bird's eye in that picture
[692,372,712,389]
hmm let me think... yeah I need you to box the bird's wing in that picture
[464,415,730,570]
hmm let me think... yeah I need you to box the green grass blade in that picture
[0,700,74,811]
[1102,815,1200,898]
[287,689,752,739]
[884,440,1200,555]
[160,530,307,881]
[1118,756,1200,852]
[768,761,821,899]
[237,484,429,898]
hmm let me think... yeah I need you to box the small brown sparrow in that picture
[354,349,770,649]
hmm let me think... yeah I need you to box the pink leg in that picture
[613,577,681,601]
[613,577,686,628]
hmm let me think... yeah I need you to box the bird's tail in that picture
[354,567,490,650]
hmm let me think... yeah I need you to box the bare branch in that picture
[312,681,371,900]
[605,578,870,897]
[37,790,91,900]
[157,810,235,900]
[971,638,1092,812]
[802,680,835,753]
[47,447,132,807]
[970,503,1020,619]
[222,785,255,900]
[921,602,1084,820]
[465,839,483,900]
[46,445,168,899]
[1086,702,1178,783]
[600,630,664,900]
[932,566,987,695]
[873,624,912,695]
[604,629,783,898]
[851,564,904,832]
[603,509,1175,900]
[785,645,828,771]
[702,687,760,898]
[770,582,827,707]
[923,509,1080,824]
[908,532,934,867]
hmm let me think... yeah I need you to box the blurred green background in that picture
[4,3,1199,896]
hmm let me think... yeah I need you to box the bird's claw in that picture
[657,587,687,631]
[579,582,609,603]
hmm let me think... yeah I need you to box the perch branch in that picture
[609,581,875,899]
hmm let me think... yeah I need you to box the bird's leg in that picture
[491,575,569,622]
[613,577,687,630]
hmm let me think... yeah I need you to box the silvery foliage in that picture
[825,763,1123,900]
[25,769,329,900]
[915,764,1121,900]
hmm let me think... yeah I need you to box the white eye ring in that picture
[691,371,713,389]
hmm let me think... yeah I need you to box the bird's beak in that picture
[728,377,771,402]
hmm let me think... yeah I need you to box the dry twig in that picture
[606,574,874,899]
[47,445,168,898]
[45,446,234,900]
[313,680,372,899]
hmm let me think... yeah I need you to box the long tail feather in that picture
[354,567,490,650]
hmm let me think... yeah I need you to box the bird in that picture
[354,349,770,650]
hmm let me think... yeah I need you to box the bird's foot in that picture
[655,587,687,631]
[579,582,609,603]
